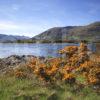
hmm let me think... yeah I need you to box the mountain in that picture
[32,22,100,43]
[0,22,99,43]
[0,34,29,43]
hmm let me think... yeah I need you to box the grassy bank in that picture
[0,75,100,100]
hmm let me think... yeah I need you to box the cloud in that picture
[0,20,49,37]
[12,4,20,11]
[0,21,19,30]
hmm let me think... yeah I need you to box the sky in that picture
[0,0,100,37]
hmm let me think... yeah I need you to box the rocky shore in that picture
[0,55,45,73]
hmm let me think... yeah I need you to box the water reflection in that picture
[94,43,100,54]
[0,43,96,58]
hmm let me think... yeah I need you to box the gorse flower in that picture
[24,43,100,85]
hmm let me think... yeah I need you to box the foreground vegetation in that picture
[0,75,100,100]
[0,43,100,100]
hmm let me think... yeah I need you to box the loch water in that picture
[0,43,97,58]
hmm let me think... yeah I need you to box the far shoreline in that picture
[0,41,100,44]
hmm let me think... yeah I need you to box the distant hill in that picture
[0,34,29,43]
[0,22,100,43]
[32,22,100,43]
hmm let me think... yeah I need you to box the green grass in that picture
[0,75,100,100]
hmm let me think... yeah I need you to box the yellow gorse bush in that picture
[15,43,100,86]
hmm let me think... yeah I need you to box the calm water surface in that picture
[0,43,94,58]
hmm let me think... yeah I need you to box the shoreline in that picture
[0,41,100,44]
[0,55,46,74]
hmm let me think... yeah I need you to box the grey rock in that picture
[0,55,37,73]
